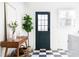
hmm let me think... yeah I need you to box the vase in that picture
[12,33,16,40]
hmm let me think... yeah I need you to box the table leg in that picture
[17,46,19,57]
[25,40,27,47]
[5,48,8,57]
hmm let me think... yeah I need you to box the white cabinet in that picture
[68,34,79,57]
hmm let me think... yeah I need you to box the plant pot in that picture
[27,46,33,52]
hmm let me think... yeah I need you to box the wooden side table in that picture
[0,36,28,57]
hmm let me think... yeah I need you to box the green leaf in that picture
[8,21,18,34]
[22,14,33,32]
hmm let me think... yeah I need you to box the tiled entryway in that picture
[32,49,68,57]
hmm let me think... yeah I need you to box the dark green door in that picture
[36,12,50,50]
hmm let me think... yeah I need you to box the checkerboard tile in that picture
[53,52,61,55]
[32,55,39,57]
[61,55,68,57]
[47,55,54,57]
[39,52,46,55]
[32,49,68,57]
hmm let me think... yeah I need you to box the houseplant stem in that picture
[27,32,29,46]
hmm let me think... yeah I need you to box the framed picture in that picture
[58,8,76,28]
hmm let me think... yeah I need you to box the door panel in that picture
[36,12,50,50]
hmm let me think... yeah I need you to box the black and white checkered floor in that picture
[32,49,68,57]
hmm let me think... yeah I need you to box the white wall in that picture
[24,2,79,50]
[0,2,4,57]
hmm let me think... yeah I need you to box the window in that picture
[38,14,48,31]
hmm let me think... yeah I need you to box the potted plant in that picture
[8,21,18,39]
[22,14,33,46]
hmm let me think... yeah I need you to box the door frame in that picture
[35,11,50,50]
